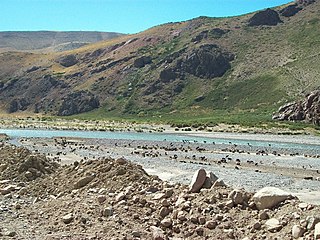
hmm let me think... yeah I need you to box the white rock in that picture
[292,224,305,238]
[265,218,282,232]
[160,218,172,228]
[115,192,126,202]
[189,169,207,193]
[252,187,293,210]
[315,222,320,239]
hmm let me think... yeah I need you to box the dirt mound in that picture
[0,144,59,182]
[25,157,161,198]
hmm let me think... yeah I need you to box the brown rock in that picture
[159,207,170,218]
[160,218,172,228]
[205,220,217,229]
[74,175,95,189]
[62,213,74,224]
[292,225,305,239]
[228,189,244,205]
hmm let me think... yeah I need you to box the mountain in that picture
[0,0,319,126]
[0,31,124,52]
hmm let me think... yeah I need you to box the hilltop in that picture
[0,0,319,126]
[0,31,124,53]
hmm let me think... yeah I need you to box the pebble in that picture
[62,213,74,224]
[97,195,106,203]
[160,218,172,228]
[205,220,217,229]
[265,218,282,232]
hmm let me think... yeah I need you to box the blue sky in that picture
[1,0,292,34]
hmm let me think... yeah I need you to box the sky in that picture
[1,0,293,34]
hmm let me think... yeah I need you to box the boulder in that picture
[248,8,282,26]
[252,187,293,210]
[280,4,302,17]
[189,168,207,193]
[202,171,218,189]
[134,56,152,68]
[57,54,78,67]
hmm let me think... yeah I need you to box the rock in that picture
[273,90,320,125]
[212,179,226,188]
[292,225,305,238]
[57,54,78,67]
[160,218,172,228]
[62,213,74,224]
[306,216,320,230]
[315,222,320,239]
[159,207,170,218]
[225,199,234,208]
[298,202,308,209]
[132,231,141,237]
[115,157,127,165]
[74,175,95,189]
[252,187,293,210]
[177,211,187,222]
[253,221,261,230]
[248,8,282,26]
[150,226,166,240]
[205,220,217,229]
[5,231,17,237]
[189,168,207,193]
[115,192,126,202]
[97,195,106,203]
[58,90,100,116]
[280,4,302,17]
[203,171,219,188]
[228,189,244,205]
[159,69,177,82]
[265,218,282,232]
[134,56,152,68]
[199,216,206,225]
[259,210,269,220]
[102,207,113,217]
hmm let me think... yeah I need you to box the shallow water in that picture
[1,128,320,153]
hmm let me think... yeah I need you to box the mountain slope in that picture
[0,31,124,52]
[0,0,319,125]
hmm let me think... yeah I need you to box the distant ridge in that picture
[0,31,124,52]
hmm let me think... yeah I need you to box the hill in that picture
[0,0,319,126]
[0,31,124,52]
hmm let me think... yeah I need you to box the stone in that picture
[159,207,170,218]
[248,8,282,26]
[62,213,74,224]
[292,225,305,238]
[225,199,234,208]
[189,168,207,193]
[205,220,217,229]
[160,218,172,228]
[115,157,127,165]
[298,202,308,209]
[252,187,293,210]
[5,231,17,237]
[306,216,320,230]
[97,195,106,204]
[115,192,126,202]
[280,4,302,17]
[153,193,166,200]
[57,54,78,67]
[253,221,261,230]
[132,231,141,237]
[228,189,244,205]
[265,218,282,232]
[199,216,206,225]
[150,226,166,240]
[102,207,113,217]
[74,175,95,189]
[259,210,269,220]
[202,171,219,188]
[177,211,187,222]
[212,179,226,188]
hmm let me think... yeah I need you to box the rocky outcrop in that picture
[272,90,320,125]
[57,54,78,67]
[297,0,315,6]
[248,8,282,26]
[7,98,30,113]
[280,4,302,17]
[57,90,100,116]
[177,44,234,79]
[133,56,152,68]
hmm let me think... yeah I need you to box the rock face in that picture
[248,8,282,26]
[252,187,293,210]
[272,90,320,125]
[178,44,234,79]
[58,90,100,116]
[133,56,152,68]
[280,4,302,17]
[57,54,78,67]
[7,98,30,113]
